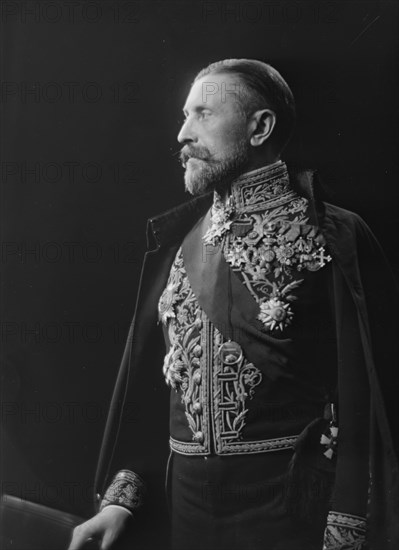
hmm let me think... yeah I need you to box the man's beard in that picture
[179,138,250,196]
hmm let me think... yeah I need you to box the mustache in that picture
[179,146,213,166]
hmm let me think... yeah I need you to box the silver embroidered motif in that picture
[159,249,273,452]
[202,164,332,332]
[203,161,294,247]
[323,511,366,549]
[203,193,235,246]
[213,327,262,451]
[231,161,291,211]
[159,250,206,443]
[222,199,332,332]
[100,470,146,514]
[158,162,331,451]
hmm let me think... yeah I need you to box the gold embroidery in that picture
[222,198,331,332]
[100,470,146,514]
[212,326,262,451]
[159,250,208,447]
[203,161,293,246]
[231,161,291,212]
[159,251,298,456]
[201,162,332,333]
[159,163,332,453]
[323,511,366,549]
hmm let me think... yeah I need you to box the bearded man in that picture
[69,59,398,550]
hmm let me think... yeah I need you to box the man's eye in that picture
[199,111,211,119]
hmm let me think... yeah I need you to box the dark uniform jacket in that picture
[94,168,399,549]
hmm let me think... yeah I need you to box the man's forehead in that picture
[183,73,243,111]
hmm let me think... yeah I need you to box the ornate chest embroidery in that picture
[159,248,298,456]
[224,209,331,332]
[203,161,293,246]
[159,249,207,446]
[212,327,263,452]
[203,162,332,332]
[158,162,329,454]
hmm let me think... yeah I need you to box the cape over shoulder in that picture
[94,170,398,548]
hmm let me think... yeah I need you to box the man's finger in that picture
[100,530,115,550]
[68,524,97,550]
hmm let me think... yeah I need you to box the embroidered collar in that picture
[229,160,291,212]
[204,161,293,245]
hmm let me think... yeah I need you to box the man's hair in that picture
[194,59,296,154]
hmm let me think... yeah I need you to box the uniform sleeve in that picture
[100,470,145,515]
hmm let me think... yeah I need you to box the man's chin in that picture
[183,165,211,196]
[184,177,212,196]
[184,168,244,196]
[182,151,250,196]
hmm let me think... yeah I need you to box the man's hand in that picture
[68,506,132,550]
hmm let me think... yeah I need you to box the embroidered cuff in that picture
[323,511,366,549]
[100,470,146,515]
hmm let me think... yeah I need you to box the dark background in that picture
[1,0,398,520]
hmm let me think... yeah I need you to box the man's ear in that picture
[249,109,276,147]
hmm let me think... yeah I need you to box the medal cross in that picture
[313,246,332,267]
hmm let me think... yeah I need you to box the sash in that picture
[181,209,296,382]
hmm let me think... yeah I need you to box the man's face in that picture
[178,73,251,196]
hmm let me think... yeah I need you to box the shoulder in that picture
[289,166,376,240]
[322,202,377,245]
[322,201,397,291]
[323,201,365,226]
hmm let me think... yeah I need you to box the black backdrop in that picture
[1,0,398,519]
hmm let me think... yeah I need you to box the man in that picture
[69,59,398,550]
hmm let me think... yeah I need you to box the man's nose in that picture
[177,117,197,144]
